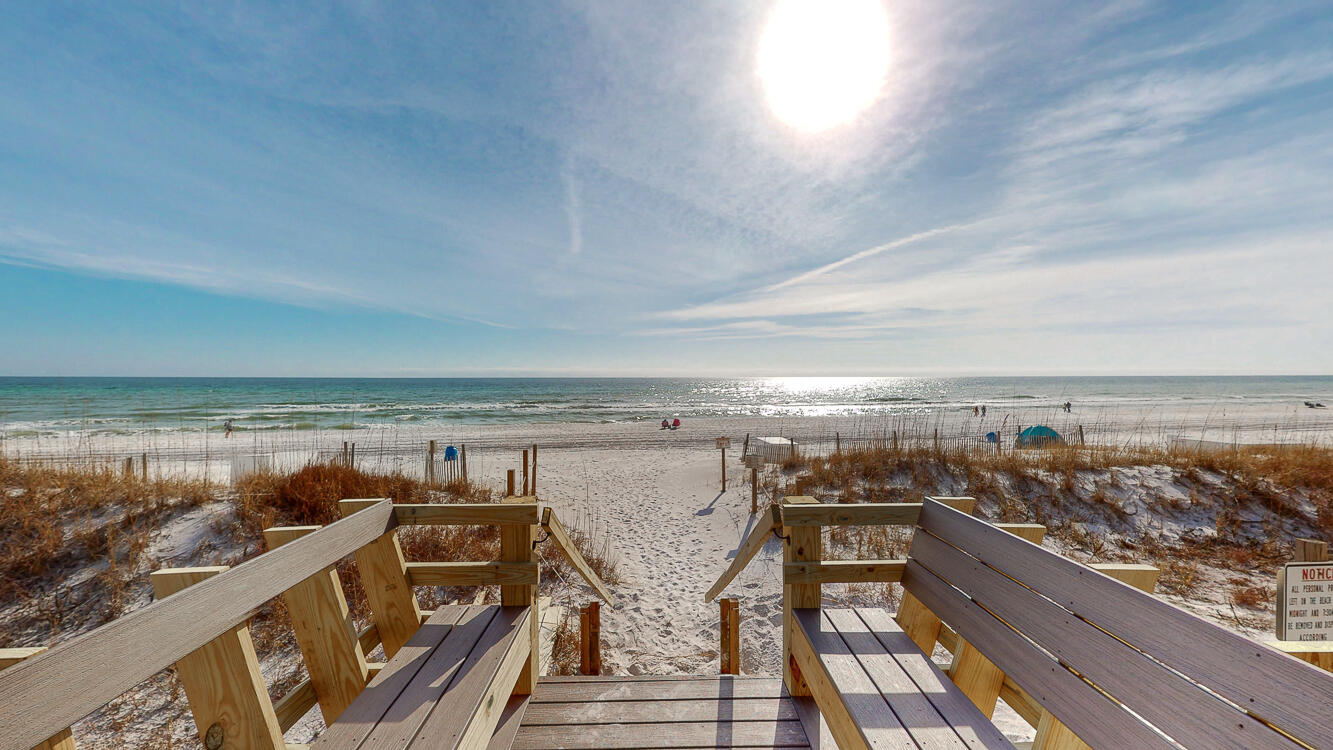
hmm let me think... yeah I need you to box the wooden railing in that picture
[0,496,611,750]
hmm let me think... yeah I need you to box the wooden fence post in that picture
[461,444,468,482]
[720,598,740,675]
[835,432,840,454]
[141,452,148,481]
[522,450,529,495]
[264,526,370,724]
[502,495,539,694]
[340,499,421,659]
[1294,538,1330,562]
[150,567,285,750]
[0,649,77,749]
[1078,425,1085,446]
[427,440,436,483]
[721,447,727,492]
[507,469,516,498]
[531,444,537,495]
[783,496,821,697]
[579,602,602,676]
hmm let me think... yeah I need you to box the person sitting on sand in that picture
[224,419,234,438]
[672,418,681,429]
[661,419,669,429]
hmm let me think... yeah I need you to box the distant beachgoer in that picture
[981,405,987,417]
[661,419,669,429]
[672,418,681,429]
[224,419,234,438]
[1063,401,1072,413]
[973,406,979,417]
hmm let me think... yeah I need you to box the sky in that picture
[1,1,1331,376]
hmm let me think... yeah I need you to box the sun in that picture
[757,0,891,133]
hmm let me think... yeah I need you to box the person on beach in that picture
[224,419,234,438]
[973,406,979,417]
[672,418,681,429]
[981,405,986,417]
[661,419,669,429]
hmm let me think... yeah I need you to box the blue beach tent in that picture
[985,432,998,444]
[1015,425,1063,448]
[443,445,459,461]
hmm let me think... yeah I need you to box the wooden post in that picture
[720,598,741,675]
[933,428,939,452]
[892,430,898,452]
[150,567,285,750]
[580,606,591,675]
[1031,564,1160,750]
[506,469,516,498]
[522,450,529,495]
[141,452,148,481]
[750,467,759,515]
[1078,425,1086,446]
[264,526,370,724]
[0,648,77,749]
[123,456,133,477]
[721,446,727,492]
[501,495,539,693]
[531,444,537,496]
[783,496,821,696]
[578,601,601,676]
[340,499,422,660]
[342,441,348,466]
[427,440,436,483]
[350,442,355,468]
[1294,538,1330,562]
[461,444,468,482]
[835,432,840,454]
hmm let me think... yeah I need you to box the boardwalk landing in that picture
[507,676,814,749]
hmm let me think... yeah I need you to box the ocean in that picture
[1,376,1329,438]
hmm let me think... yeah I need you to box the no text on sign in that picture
[1278,562,1333,641]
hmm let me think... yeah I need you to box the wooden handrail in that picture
[704,505,781,602]
[0,500,396,750]
[780,497,975,527]
[406,561,539,586]
[784,560,906,584]
[541,508,614,606]
[339,498,539,526]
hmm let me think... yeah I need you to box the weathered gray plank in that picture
[511,720,812,749]
[0,500,397,750]
[311,606,470,749]
[521,698,799,725]
[791,608,916,748]
[355,605,500,749]
[486,695,530,750]
[780,498,974,528]
[854,609,1014,750]
[409,605,531,748]
[823,608,974,750]
[918,500,1333,748]
[902,560,1175,750]
[532,678,787,703]
[911,530,1298,750]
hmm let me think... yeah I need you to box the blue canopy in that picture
[443,445,459,461]
[1015,425,1063,448]
[985,431,998,443]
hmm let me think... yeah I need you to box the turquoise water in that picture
[0,376,1329,438]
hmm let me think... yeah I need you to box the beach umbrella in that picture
[1015,425,1063,448]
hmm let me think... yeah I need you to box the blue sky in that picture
[1,1,1330,376]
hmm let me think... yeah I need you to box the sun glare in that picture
[757,0,890,133]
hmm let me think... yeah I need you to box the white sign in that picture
[742,454,766,470]
[1278,562,1333,641]
[715,437,731,449]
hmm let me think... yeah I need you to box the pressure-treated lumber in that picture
[995,523,1046,544]
[0,500,394,750]
[919,499,1332,749]
[704,504,780,602]
[783,559,905,584]
[501,495,539,695]
[948,639,1007,718]
[406,561,539,587]
[340,499,421,660]
[720,598,740,675]
[903,558,1176,750]
[0,649,75,750]
[780,497,974,527]
[385,502,540,527]
[783,497,820,697]
[151,567,286,750]
[1266,641,1333,672]
[541,507,614,605]
[1087,562,1160,593]
[265,526,370,724]
[913,509,1305,750]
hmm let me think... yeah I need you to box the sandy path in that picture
[527,446,787,676]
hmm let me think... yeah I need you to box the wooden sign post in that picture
[715,437,731,492]
[743,453,765,515]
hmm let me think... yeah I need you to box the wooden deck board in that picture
[513,677,811,749]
